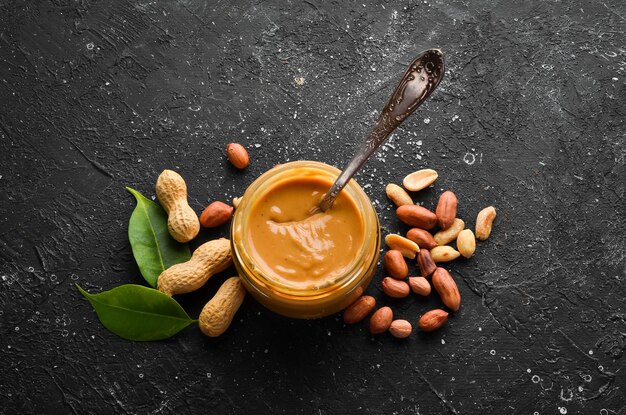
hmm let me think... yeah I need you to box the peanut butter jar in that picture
[231,161,380,319]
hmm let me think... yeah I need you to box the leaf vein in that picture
[88,296,192,323]
[138,195,166,273]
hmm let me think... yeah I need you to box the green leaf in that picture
[125,187,191,287]
[77,284,196,341]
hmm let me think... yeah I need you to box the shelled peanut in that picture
[418,309,449,332]
[389,320,412,338]
[385,184,413,207]
[406,228,438,250]
[226,143,249,169]
[369,307,393,335]
[432,268,461,312]
[382,277,410,298]
[396,205,437,229]
[343,296,376,324]
[417,250,437,278]
[385,234,419,259]
[430,246,461,263]
[403,169,438,191]
[457,229,476,258]
[200,201,233,228]
[384,250,408,279]
[476,206,497,240]
[435,191,457,230]
[433,218,465,246]
[409,277,431,296]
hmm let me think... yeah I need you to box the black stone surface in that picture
[1,1,625,414]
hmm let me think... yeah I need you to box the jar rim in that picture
[231,160,379,298]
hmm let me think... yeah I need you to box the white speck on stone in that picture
[478,327,482,331]
[612,77,618,81]
[451,114,459,121]
[560,388,574,402]
[14,327,19,331]
[588,350,593,355]
[294,77,305,86]
[463,152,476,165]
[532,375,541,383]
[293,111,297,119]
[558,407,567,414]
[86,42,94,50]
[254,143,261,148]
[490,349,496,355]
[423,118,430,124]
[139,373,144,378]
[527,368,532,373]
[441,339,445,344]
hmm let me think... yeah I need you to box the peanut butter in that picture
[246,174,365,289]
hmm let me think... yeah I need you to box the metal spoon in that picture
[318,49,445,212]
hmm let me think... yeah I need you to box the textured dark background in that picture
[1,0,625,414]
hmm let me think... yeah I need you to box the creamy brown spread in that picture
[246,175,365,289]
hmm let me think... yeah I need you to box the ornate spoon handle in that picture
[318,49,445,212]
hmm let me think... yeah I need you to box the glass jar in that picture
[231,161,380,319]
